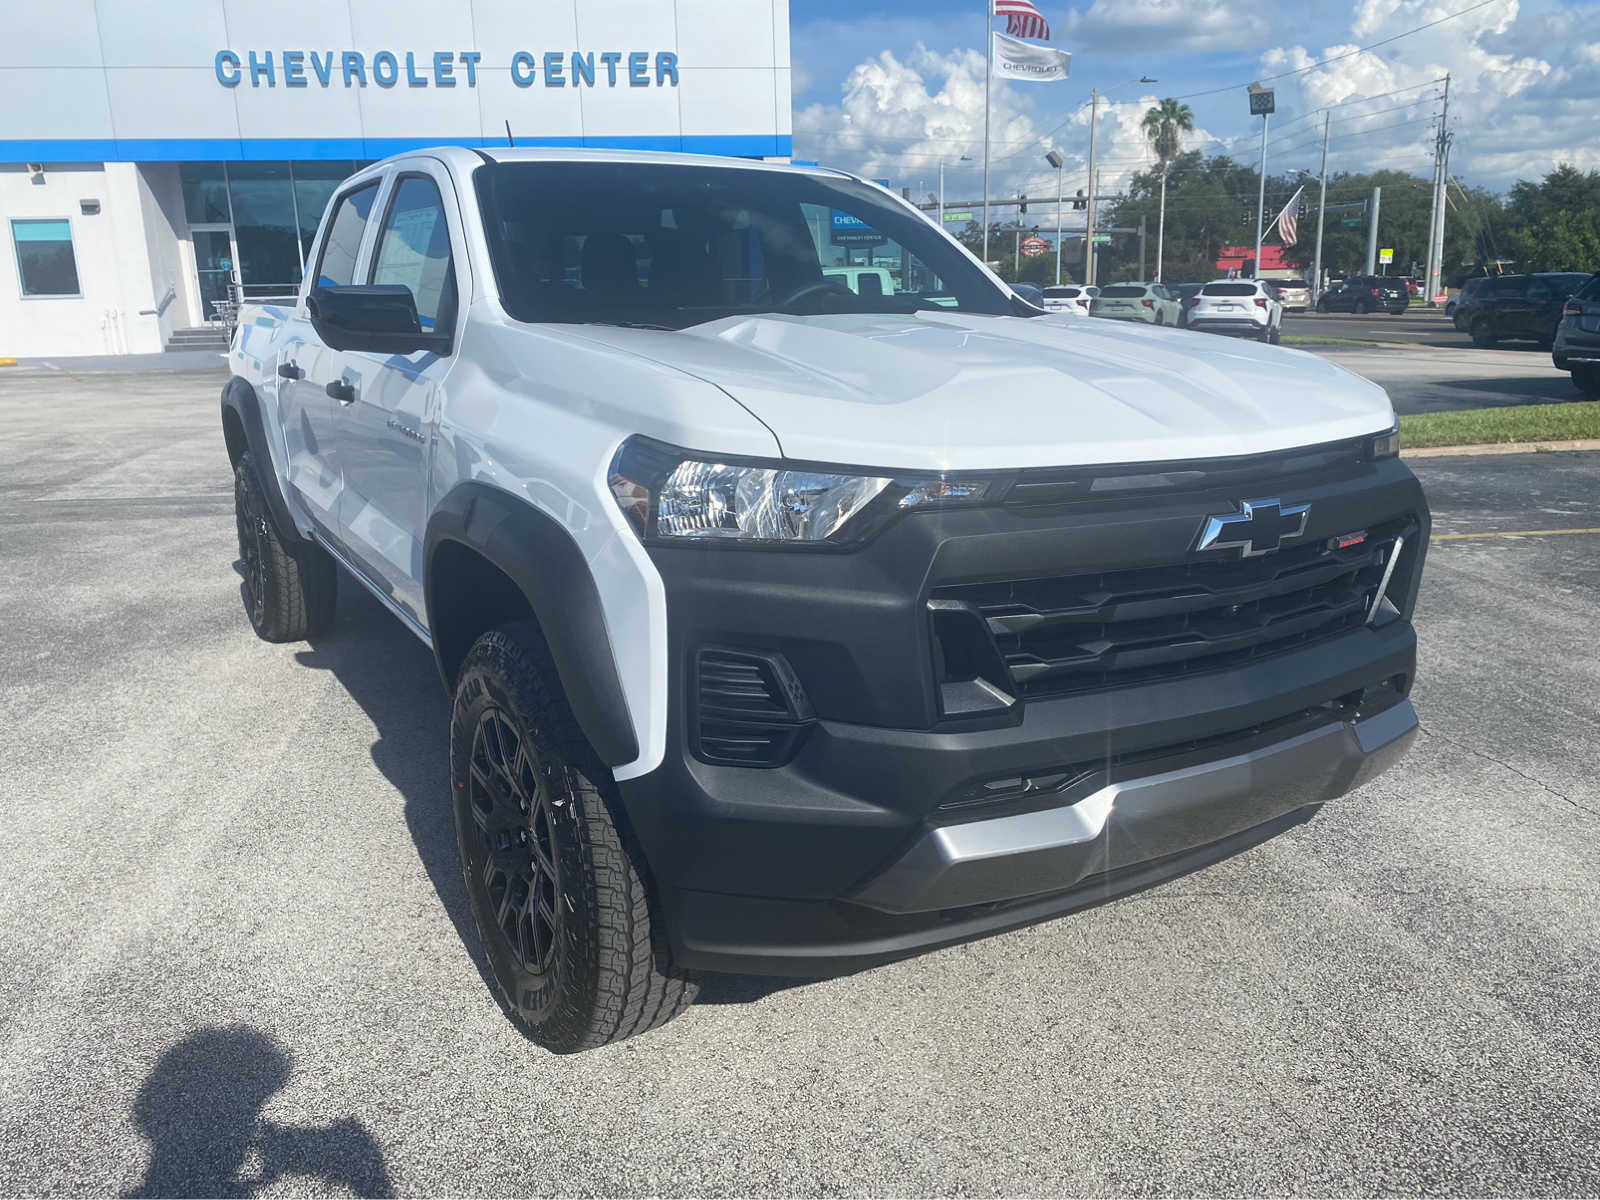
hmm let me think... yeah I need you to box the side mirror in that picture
[307,285,451,356]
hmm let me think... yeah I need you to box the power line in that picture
[1167,0,1505,101]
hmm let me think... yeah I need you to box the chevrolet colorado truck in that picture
[221,148,1428,1053]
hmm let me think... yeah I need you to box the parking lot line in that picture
[1432,527,1600,541]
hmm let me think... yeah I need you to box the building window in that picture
[12,219,81,297]
[180,163,231,224]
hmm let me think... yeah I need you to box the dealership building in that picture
[0,0,792,358]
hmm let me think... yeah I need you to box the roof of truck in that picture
[375,144,853,179]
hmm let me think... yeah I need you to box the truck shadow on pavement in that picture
[291,577,807,1011]
[125,1025,393,1198]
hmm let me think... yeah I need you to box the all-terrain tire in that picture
[1574,366,1600,398]
[1470,318,1498,348]
[1268,324,1283,345]
[233,452,336,643]
[450,623,698,1053]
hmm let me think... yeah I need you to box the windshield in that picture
[475,161,1014,328]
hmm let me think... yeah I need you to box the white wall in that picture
[0,0,792,159]
[0,163,168,357]
[133,164,194,342]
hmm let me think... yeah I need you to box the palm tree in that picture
[1142,98,1194,281]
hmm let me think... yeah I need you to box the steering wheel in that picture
[767,278,853,310]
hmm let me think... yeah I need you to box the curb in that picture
[1402,438,1600,458]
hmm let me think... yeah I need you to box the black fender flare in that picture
[220,376,307,546]
[424,482,640,768]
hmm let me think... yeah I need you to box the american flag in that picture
[995,0,1050,40]
[1274,187,1304,246]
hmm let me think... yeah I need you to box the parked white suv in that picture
[1188,280,1285,342]
[1091,282,1182,326]
[1041,283,1097,315]
[220,147,1425,1052]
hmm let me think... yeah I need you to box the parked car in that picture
[1269,278,1310,311]
[1042,283,1098,315]
[1552,271,1600,395]
[1170,282,1205,327]
[1317,276,1409,315]
[1460,272,1593,348]
[1186,280,1284,342]
[1090,281,1183,326]
[1449,276,1491,326]
[1011,282,1046,308]
[222,146,1425,1051]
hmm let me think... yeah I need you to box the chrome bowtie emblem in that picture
[1196,498,1311,557]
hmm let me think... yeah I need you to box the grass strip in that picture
[1399,400,1600,448]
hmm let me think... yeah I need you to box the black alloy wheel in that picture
[235,477,270,630]
[463,706,562,979]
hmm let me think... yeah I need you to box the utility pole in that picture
[1085,88,1100,285]
[1426,74,1451,303]
[1138,213,1147,280]
[1364,186,1382,275]
[1312,111,1329,304]
[1155,166,1167,281]
[938,159,945,227]
[981,2,993,265]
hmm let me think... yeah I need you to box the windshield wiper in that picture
[585,319,679,331]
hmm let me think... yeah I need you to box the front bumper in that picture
[616,449,1429,976]
[854,699,1414,914]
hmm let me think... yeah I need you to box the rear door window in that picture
[1491,277,1528,298]
[1201,283,1259,296]
[314,182,381,288]
[1100,285,1146,298]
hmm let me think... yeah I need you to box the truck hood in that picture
[569,311,1395,471]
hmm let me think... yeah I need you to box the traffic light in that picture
[1072,189,1086,210]
[1018,192,1028,214]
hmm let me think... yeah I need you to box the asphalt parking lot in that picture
[2,366,1598,1195]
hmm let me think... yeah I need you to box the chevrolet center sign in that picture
[0,0,792,162]
[213,50,682,90]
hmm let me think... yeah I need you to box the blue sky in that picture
[787,0,1600,203]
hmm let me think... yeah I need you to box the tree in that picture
[1142,99,1194,281]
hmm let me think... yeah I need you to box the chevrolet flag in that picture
[992,31,1071,82]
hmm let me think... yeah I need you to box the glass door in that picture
[191,226,238,324]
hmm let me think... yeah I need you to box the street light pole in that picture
[1084,88,1100,285]
[1155,166,1167,282]
[1312,111,1329,303]
[1253,110,1269,278]
[1045,149,1065,285]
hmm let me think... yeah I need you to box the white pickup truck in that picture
[222,147,1429,1052]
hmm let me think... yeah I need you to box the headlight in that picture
[1368,423,1401,460]
[609,436,993,547]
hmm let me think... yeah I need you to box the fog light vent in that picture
[693,649,814,767]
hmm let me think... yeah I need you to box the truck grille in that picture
[931,522,1409,701]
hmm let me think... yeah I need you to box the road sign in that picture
[1247,85,1275,116]
[1093,233,1112,245]
[1340,216,1364,228]
[1379,248,1394,264]
[1020,236,1050,258]
[942,211,972,223]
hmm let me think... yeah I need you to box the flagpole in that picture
[982,0,993,267]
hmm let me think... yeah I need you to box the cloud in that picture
[1256,0,1591,187]
[1064,0,1269,53]
[794,45,1216,224]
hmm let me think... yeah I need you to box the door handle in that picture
[277,361,303,380]
[325,379,356,404]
